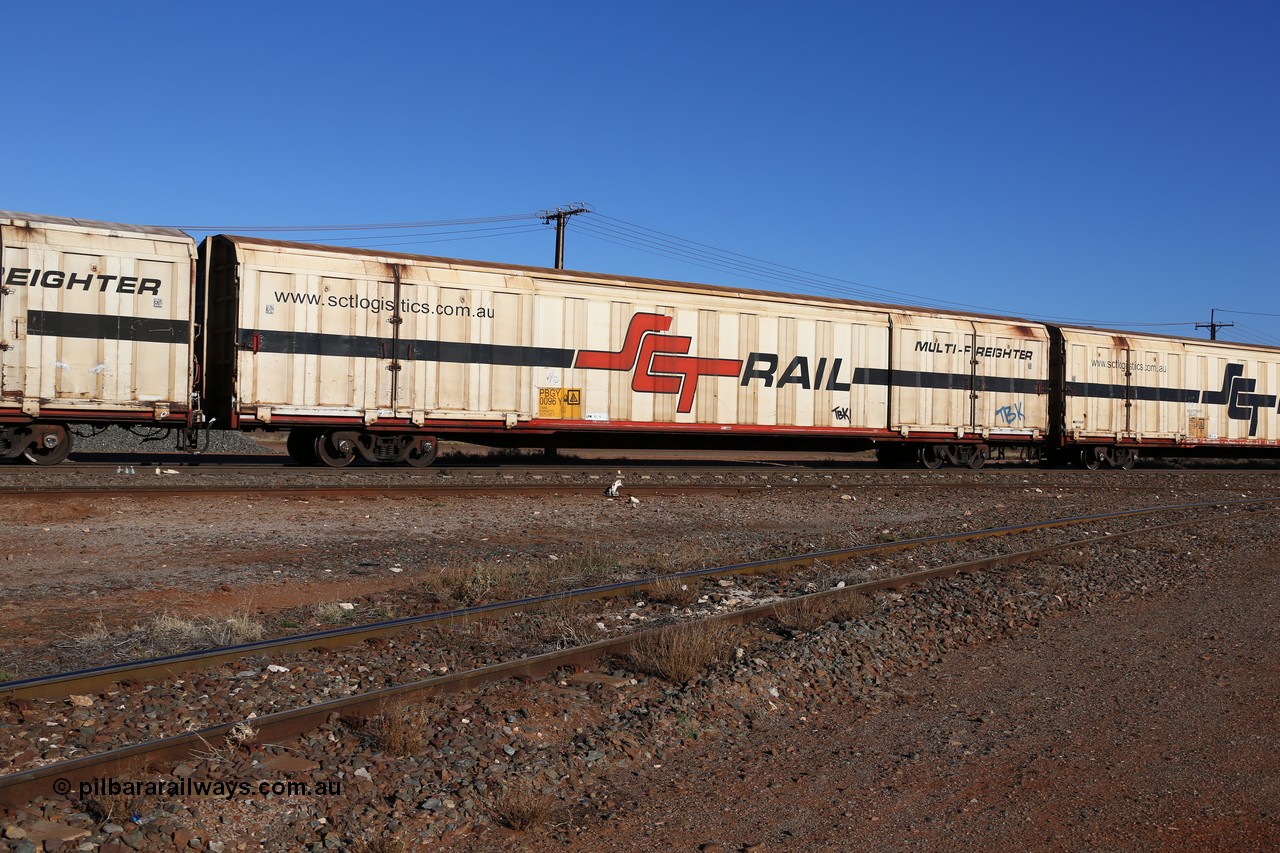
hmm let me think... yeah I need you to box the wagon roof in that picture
[0,210,191,240]
[214,234,1277,354]
[213,233,1042,326]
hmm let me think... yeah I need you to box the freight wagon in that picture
[3,211,1278,468]
[0,213,196,464]
[198,233,1047,468]
[1049,325,1280,467]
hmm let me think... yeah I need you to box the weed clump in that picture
[647,576,699,608]
[628,620,735,685]
[771,592,869,633]
[489,780,556,831]
[351,702,432,758]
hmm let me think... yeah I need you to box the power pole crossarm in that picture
[540,204,591,269]
[1196,308,1233,341]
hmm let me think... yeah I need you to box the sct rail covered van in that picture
[0,213,196,463]
[3,210,1279,468]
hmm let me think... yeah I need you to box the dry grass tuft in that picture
[536,597,597,649]
[489,781,556,831]
[439,562,514,605]
[312,601,359,625]
[354,702,432,757]
[647,576,699,608]
[550,545,616,582]
[59,612,266,668]
[772,592,869,633]
[151,612,266,647]
[628,620,736,685]
[193,719,258,765]
[82,759,147,823]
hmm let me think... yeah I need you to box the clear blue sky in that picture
[4,2,1277,344]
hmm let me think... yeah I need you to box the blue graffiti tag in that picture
[995,402,1024,425]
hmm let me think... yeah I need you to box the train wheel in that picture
[21,425,72,466]
[315,431,357,468]
[1079,448,1103,470]
[286,428,320,466]
[1113,448,1137,470]
[966,445,988,470]
[404,436,439,468]
[919,445,946,469]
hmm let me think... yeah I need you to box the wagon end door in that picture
[374,274,403,415]
[1122,346,1134,434]
[0,233,31,401]
[970,321,1049,437]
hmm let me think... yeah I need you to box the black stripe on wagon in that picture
[27,310,188,344]
[890,370,1043,395]
[1068,381,1202,403]
[244,329,577,369]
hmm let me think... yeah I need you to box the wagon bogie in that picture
[289,427,440,468]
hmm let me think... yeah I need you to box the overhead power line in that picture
[157,208,1275,341]
[278,223,546,248]
[576,215,1214,330]
[167,213,542,232]
[1229,322,1280,347]
[1213,308,1280,319]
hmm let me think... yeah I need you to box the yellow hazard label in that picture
[538,388,583,419]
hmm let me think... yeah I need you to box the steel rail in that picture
[2,502,1272,809]
[0,482,833,499]
[5,470,1275,499]
[4,497,1274,704]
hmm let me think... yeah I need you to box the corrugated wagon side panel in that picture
[748,313,779,426]
[970,321,1048,436]
[701,308,736,425]
[1186,343,1280,444]
[0,218,194,421]
[1061,331,1129,439]
[735,312,762,426]
[527,279,889,432]
[1126,338,1189,440]
[890,315,973,432]
[315,275,363,409]
[486,290,524,413]
[1055,328,1280,448]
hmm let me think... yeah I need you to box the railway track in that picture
[2,497,1275,810]
[5,462,1278,499]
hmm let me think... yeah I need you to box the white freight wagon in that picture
[200,236,895,465]
[13,209,1276,470]
[887,309,1049,467]
[198,236,1060,467]
[1055,325,1280,466]
[0,212,197,463]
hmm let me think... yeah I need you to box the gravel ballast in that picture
[1,468,1277,851]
